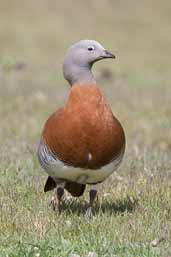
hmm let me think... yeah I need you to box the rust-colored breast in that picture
[43,84,125,169]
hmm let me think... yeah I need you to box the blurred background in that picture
[0,1,171,253]
[0,0,171,167]
[0,0,170,152]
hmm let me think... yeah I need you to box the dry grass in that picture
[0,0,171,256]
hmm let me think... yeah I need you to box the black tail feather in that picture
[44,176,56,192]
[65,181,86,197]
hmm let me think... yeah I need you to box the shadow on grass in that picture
[59,195,139,216]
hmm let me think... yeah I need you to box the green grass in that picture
[0,240,162,257]
[0,1,171,256]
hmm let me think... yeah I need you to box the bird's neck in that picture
[64,64,96,86]
[73,68,96,85]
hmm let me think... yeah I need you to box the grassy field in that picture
[0,1,171,256]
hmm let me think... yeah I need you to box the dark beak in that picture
[102,50,116,59]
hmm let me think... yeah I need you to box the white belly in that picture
[37,139,124,184]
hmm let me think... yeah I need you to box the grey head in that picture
[63,39,115,86]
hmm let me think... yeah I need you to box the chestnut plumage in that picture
[37,40,126,215]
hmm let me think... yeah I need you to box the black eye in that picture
[88,46,94,51]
